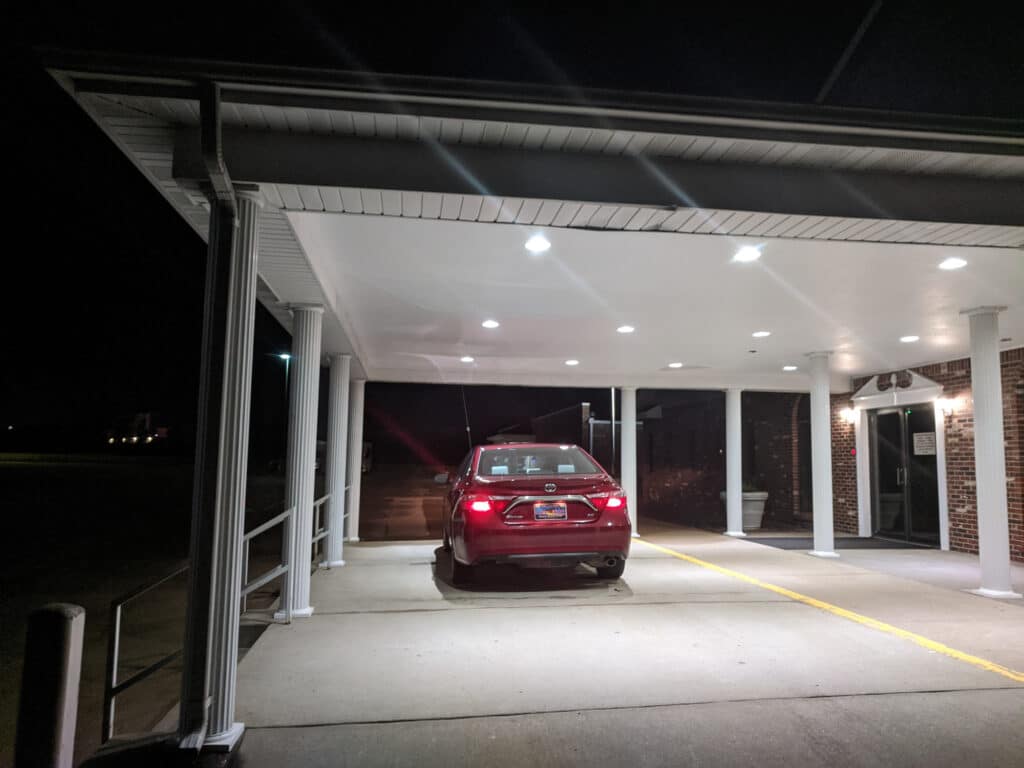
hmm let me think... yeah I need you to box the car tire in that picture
[596,559,626,579]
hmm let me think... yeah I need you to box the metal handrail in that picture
[311,493,331,569]
[102,563,189,743]
[241,505,296,618]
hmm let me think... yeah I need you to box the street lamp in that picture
[279,353,291,398]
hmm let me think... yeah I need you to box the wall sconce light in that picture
[839,407,858,425]
[936,397,962,415]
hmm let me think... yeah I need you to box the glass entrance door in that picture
[869,404,940,545]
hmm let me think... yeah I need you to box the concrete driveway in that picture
[235,522,1024,767]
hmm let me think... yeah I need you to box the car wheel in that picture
[596,559,625,579]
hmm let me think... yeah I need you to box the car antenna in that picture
[460,385,473,450]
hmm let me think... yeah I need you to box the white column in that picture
[964,307,1020,598]
[322,354,351,567]
[346,379,366,542]
[206,190,261,749]
[282,305,323,617]
[725,388,745,536]
[621,387,638,535]
[808,351,838,557]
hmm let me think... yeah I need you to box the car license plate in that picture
[534,502,567,521]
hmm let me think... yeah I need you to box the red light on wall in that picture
[851,448,857,456]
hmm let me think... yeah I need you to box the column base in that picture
[630,531,640,538]
[274,606,315,621]
[724,530,747,538]
[344,536,360,543]
[808,550,840,559]
[968,587,1023,600]
[203,722,244,752]
[319,560,345,569]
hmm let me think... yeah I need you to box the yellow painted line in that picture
[637,537,1024,684]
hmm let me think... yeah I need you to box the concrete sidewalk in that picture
[234,523,1024,766]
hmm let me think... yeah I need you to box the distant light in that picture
[121,437,127,444]
[938,257,967,271]
[6,425,12,430]
[565,359,580,366]
[278,353,291,360]
[482,319,500,329]
[145,436,154,444]
[752,331,771,338]
[616,325,635,334]
[525,234,551,254]
[733,246,762,263]
[460,356,475,363]
[839,407,859,424]
[107,437,115,444]
[668,362,684,369]
[130,436,139,444]
[936,397,964,415]
[783,365,798,372]
[900,335,920,343]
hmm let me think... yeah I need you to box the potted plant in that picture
[719,482,769,531]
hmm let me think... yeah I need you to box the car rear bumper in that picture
[460,518,631,565]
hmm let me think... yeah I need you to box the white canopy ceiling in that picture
[286,212,1024,392]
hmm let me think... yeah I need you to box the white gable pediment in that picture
[852,370,944,409]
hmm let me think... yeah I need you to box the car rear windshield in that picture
[477,446,601,477]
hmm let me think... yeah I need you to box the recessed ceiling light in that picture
[900,335,920,343]
[668,362,684,369]
[481,319,500,329]
[783,365,798,371]
[938,257,967,270]
[616,325,635,334]
[525,234,551,254]
[460,356,474,363]
[752,330,771,338]
[733,245,762,263]
[564,359,580,366]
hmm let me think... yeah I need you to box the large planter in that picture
[719,491,769,531]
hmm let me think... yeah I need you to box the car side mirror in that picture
[434,472,450,485]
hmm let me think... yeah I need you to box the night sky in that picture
[3,1,1021,457]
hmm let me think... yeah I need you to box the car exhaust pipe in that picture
[605,558,618,567]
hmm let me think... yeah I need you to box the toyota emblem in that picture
[544,483,557,493]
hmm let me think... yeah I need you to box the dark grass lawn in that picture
[0,456,286,767]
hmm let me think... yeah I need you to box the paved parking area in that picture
[235,522,1024,767]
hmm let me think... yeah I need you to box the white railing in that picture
[311,493,330,568]
[102,563,189,743]
[241,505,297,618]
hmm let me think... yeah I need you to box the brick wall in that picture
[830,394,859,534]
[832,348,1024,562]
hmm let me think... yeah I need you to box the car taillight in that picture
[588,492,626,511]
[461,496,509,515]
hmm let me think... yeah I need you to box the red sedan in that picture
[437,443,631,583]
